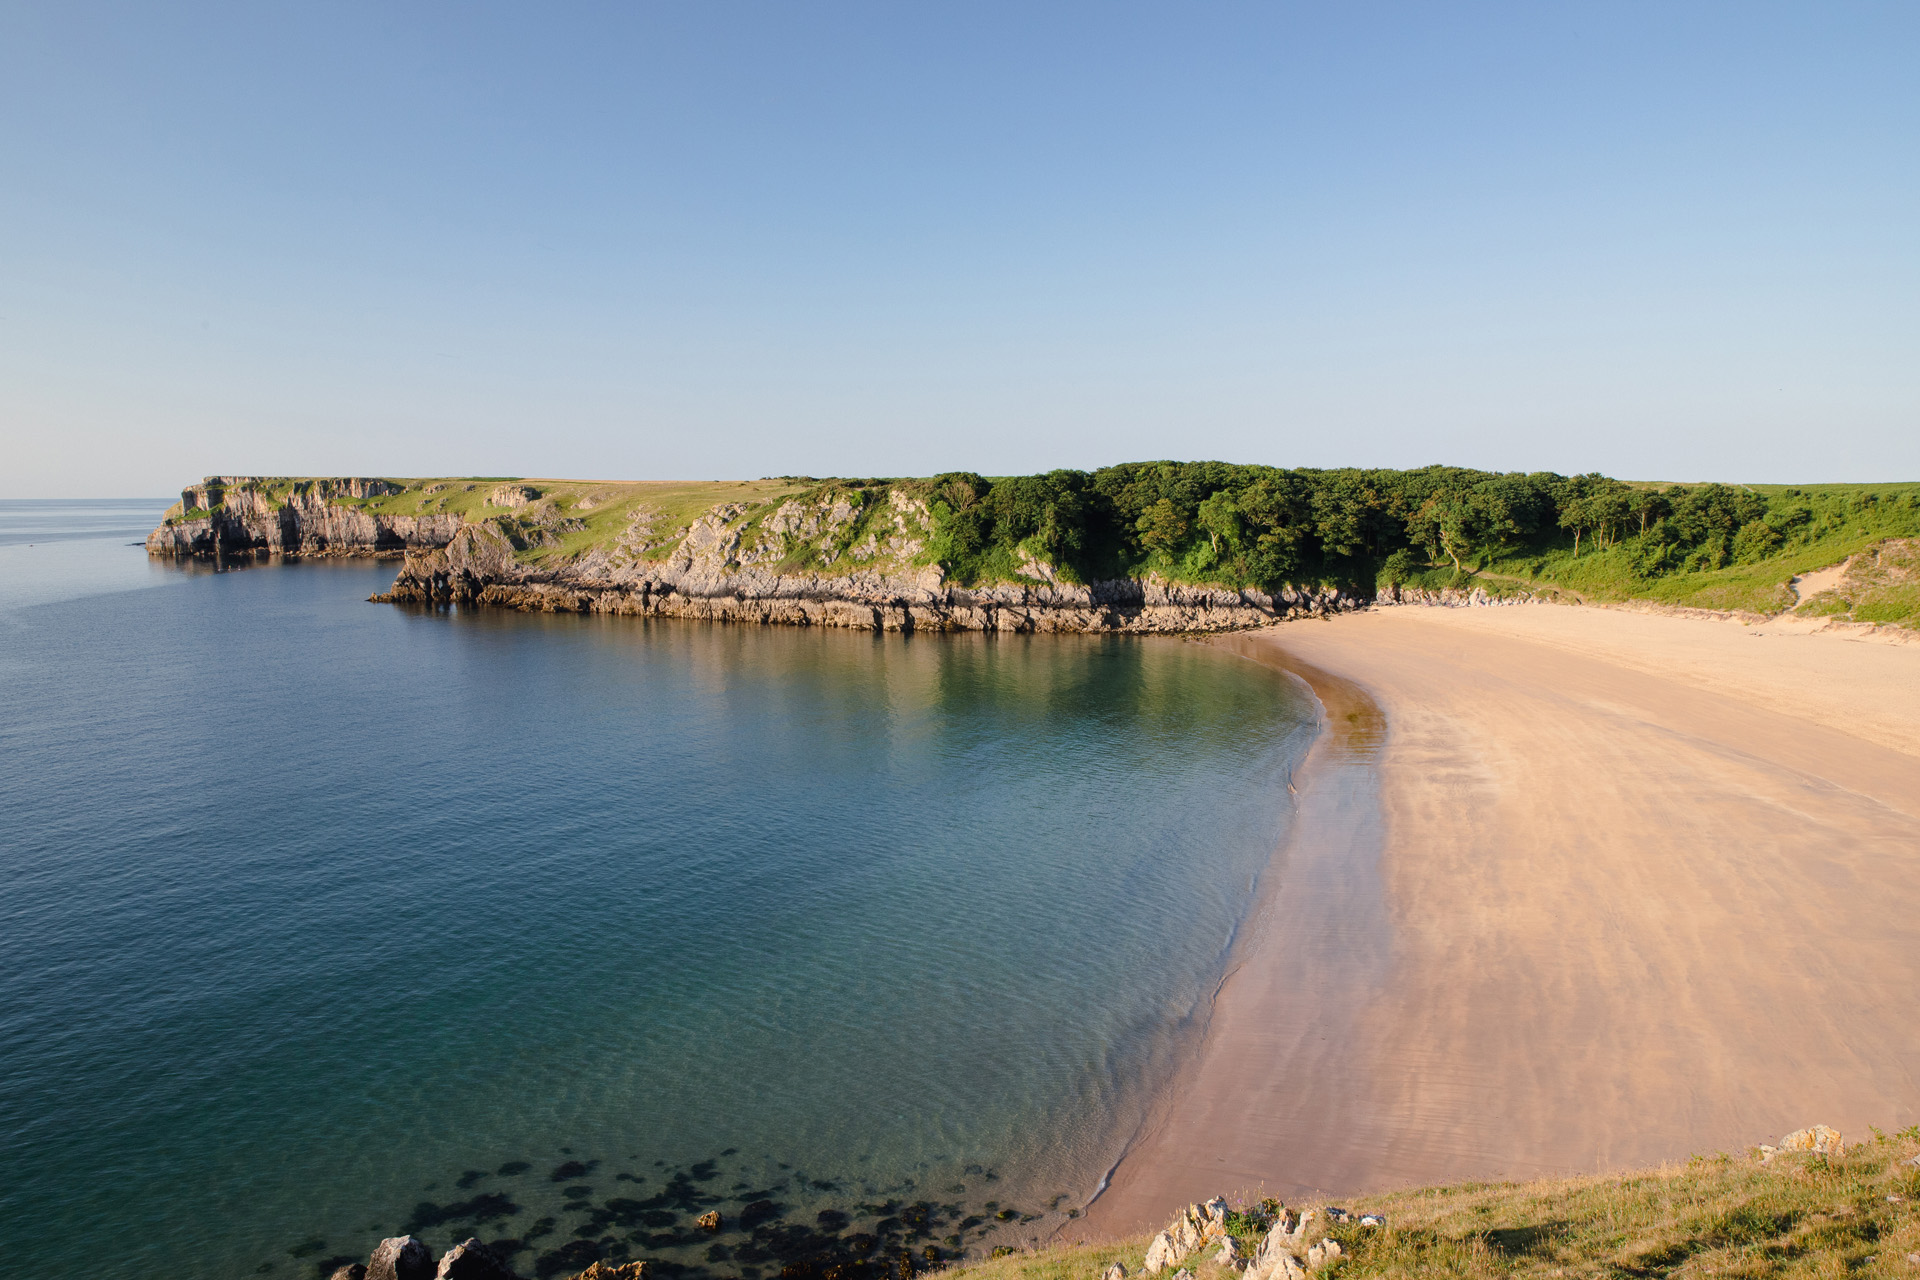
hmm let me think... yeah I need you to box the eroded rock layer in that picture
[148,476,1368,633]
[147,480,461,557]
[373,522,1362,634]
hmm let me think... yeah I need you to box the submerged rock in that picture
[568,1263,648,1280]
[367,1236,435,1280]
[696,1210,722,1232]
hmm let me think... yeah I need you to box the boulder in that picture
[1305,1241,1342,1271]
[1143,1230,1182,1274]
[330,1267,368,1280]
[1212,1236,1247,1271]
[1780,1125,1844,1155]
[571,1264,647,1280]
[1357,1215,1385,1229]
[436,1238,516,1279]
[1101,1263,1128,1280]
[367,1236,435,1280]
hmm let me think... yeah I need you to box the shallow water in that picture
[0,502,1313,1280]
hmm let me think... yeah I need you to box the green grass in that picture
[160,472,1920,628]
[1484,485,1920,623]
[940,1132,1920,1280]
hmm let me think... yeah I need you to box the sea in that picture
[0,499,1316,1280]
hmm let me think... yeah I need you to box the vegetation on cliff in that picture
[158,466,1920,627]
[947,1128,1920,1280]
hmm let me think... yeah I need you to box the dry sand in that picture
[1077,603,1920,1234]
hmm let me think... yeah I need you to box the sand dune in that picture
[1079,604,1920,1233]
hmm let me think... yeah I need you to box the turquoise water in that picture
[0,502,1313,1280]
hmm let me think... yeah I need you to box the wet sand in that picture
[1078,604,1920,1233]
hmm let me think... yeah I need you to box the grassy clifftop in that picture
[160,466,1920,626]
[948,1129,1920,1280]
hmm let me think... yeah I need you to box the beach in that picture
[1078,603,1920,1234]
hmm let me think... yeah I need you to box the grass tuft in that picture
[939,1135,1920,1280]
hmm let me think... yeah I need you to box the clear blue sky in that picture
[3,2,1915,496]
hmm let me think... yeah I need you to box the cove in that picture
[0,510,1314,1280]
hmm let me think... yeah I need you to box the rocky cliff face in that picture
[149,476,1370,633]
[147,478,462,558]
[374,518,1364,634]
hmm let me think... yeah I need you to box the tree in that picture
[1407,494,1484,573]
[1195,491,1243,557]
[1136,498,1189,554]
[1628,488,1671,538]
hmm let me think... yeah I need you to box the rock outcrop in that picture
[1140,1196,1354,1280]
[147,477,459,558]
[1372,584,1532,608]
[147,476,1560,632]
[366,1235,435,1280]
[436,1237,518,1279]
[375,520,1363,634]
[1759,1124,1845,1161]
[1143,1199,1229,1274]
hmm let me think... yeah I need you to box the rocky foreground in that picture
[307,1190,1361,1280]
[308,1126,1870,1280]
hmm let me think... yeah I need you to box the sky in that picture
[2,2,1916,497]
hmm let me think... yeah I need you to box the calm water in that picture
[0,501,1314,1280]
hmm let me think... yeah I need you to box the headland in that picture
[144,468,1920,635]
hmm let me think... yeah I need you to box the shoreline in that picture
[1073,635,1392,1234]
[1075,603,1920,1238]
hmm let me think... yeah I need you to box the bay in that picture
[0,501,1313,1280]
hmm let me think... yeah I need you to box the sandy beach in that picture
[1078,603,1920,1234]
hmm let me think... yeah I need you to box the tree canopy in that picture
[891,462,1916,593]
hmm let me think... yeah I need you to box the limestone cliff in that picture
[373,516,1360,633]
[374,483,1367,633]
[149,475,1365,633]
[147,477,462,558]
